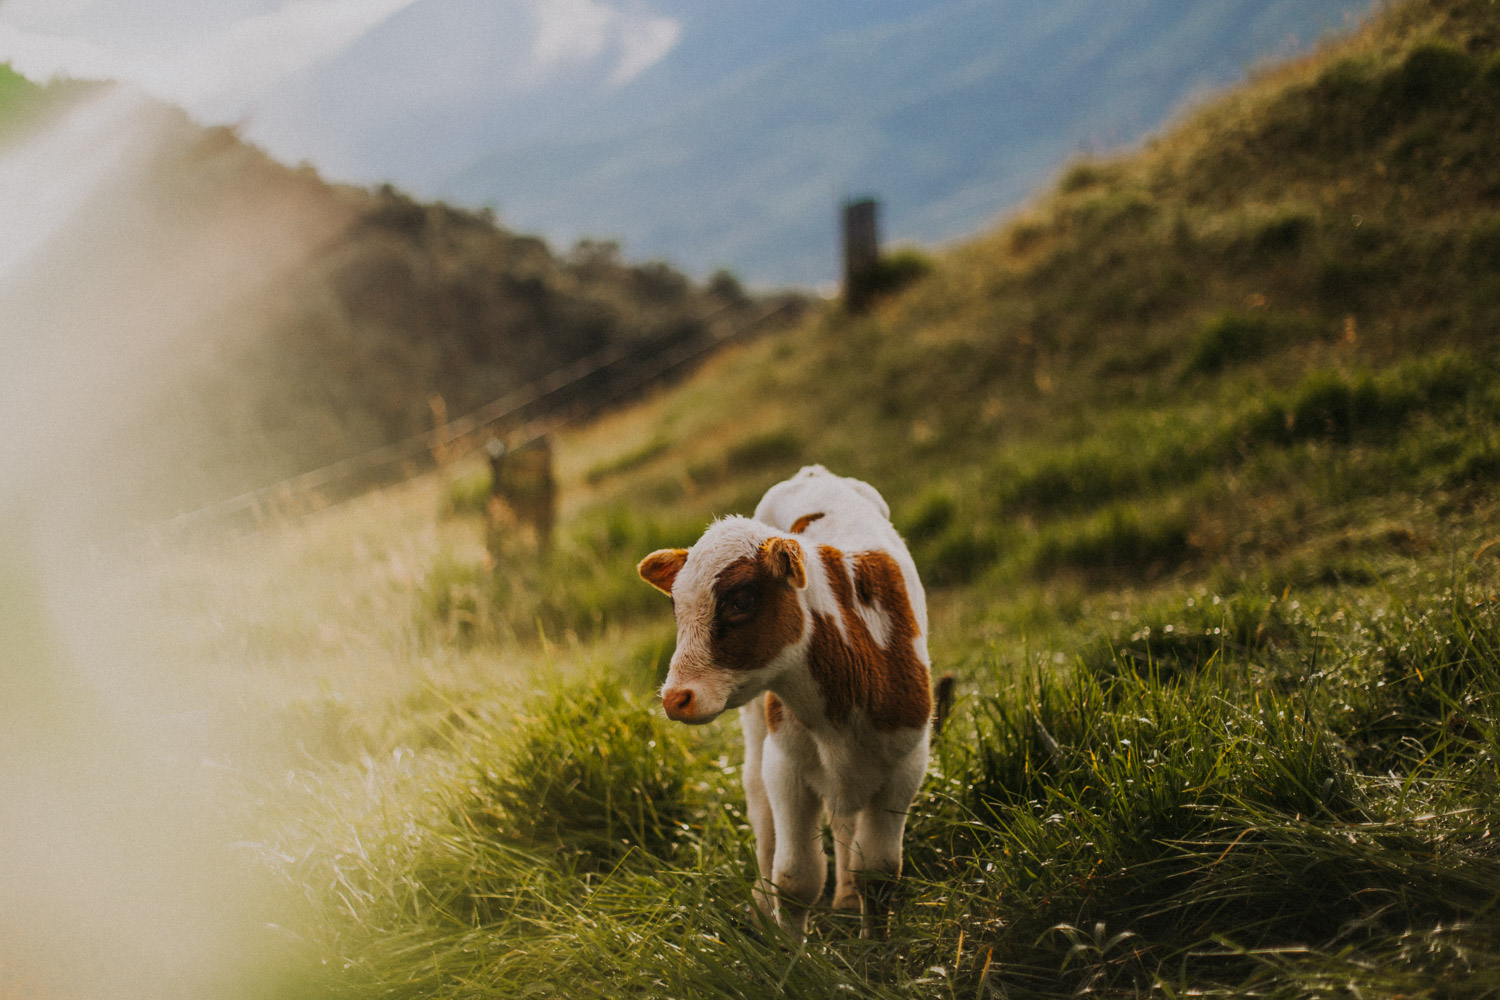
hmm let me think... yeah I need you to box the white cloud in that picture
[529,0,681,87]
[608,8,681,86]
[530,0,615,70]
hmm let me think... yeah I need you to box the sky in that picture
[0,0,681,133]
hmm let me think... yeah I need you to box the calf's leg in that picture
[852,752,927,940]
[828,813,862,914]
[762,737,825,938]
[738,702,776,917]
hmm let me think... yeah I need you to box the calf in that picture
[638,465,934,938]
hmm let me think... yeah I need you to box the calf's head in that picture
[638,517,808,724]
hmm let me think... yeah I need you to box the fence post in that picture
[842,196,880,314]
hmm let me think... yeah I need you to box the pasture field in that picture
[145,328,1500,999]
[53,0,1500,995]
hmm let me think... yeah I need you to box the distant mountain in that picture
[248,0,927,193]
[432,0,1373,286]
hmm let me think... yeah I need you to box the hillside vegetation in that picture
[0,69,780,527]
[84,0,1500,997]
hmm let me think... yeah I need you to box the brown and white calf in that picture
[638,465,935,938]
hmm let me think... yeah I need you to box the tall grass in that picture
[240,581,1500,998]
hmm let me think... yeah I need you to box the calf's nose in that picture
[661,686,695,721]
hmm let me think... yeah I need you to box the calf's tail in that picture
[931,673,956,737]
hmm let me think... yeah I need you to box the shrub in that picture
[1187,310,1319,374]
[1292,369,1386,443]
[855,246,936,304]
[1462,214,1500,273]
[469,681,701,866]
[1443,433,1500,486]
[724,428,802,474]
[1484,51,1500,89]
[706,268,748,306]
[1189,311,1270,374]
[897,487,957,543]
[584,436,671,485]
[1001,448,1143,513]
[1317,53,1379,103]
[1059,161,1111,193]
[1066,188,1157,230]
[1384,41,1479,109]
[1032,505,1192,579]
[1237,354,1490,448]
[921,523,1003,587]
[1249,206,1316,256]
[901,488,1002,587]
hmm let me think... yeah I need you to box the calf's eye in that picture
[726,588,758,618]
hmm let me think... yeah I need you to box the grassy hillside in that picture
[70,0,1500,997]
[426,0,1500,661]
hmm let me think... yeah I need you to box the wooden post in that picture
[486,437,507,497]
[842,196,880,313]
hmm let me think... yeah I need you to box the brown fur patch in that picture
[707,554,806,673]
[790,512,826,534]
[809,546,931,731]
[765,692,786,733]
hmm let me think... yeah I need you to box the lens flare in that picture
[0,81,346,999]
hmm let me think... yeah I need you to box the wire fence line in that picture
[128,299,801,542]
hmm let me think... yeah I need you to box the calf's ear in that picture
[638,548,689,595]
[759,537,807,589]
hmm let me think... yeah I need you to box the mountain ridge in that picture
[439,0,1373,285]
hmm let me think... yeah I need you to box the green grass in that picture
[92,0,1500,995]
[233,573,1500,998]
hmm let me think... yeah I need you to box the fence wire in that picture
[127,299,799,542]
